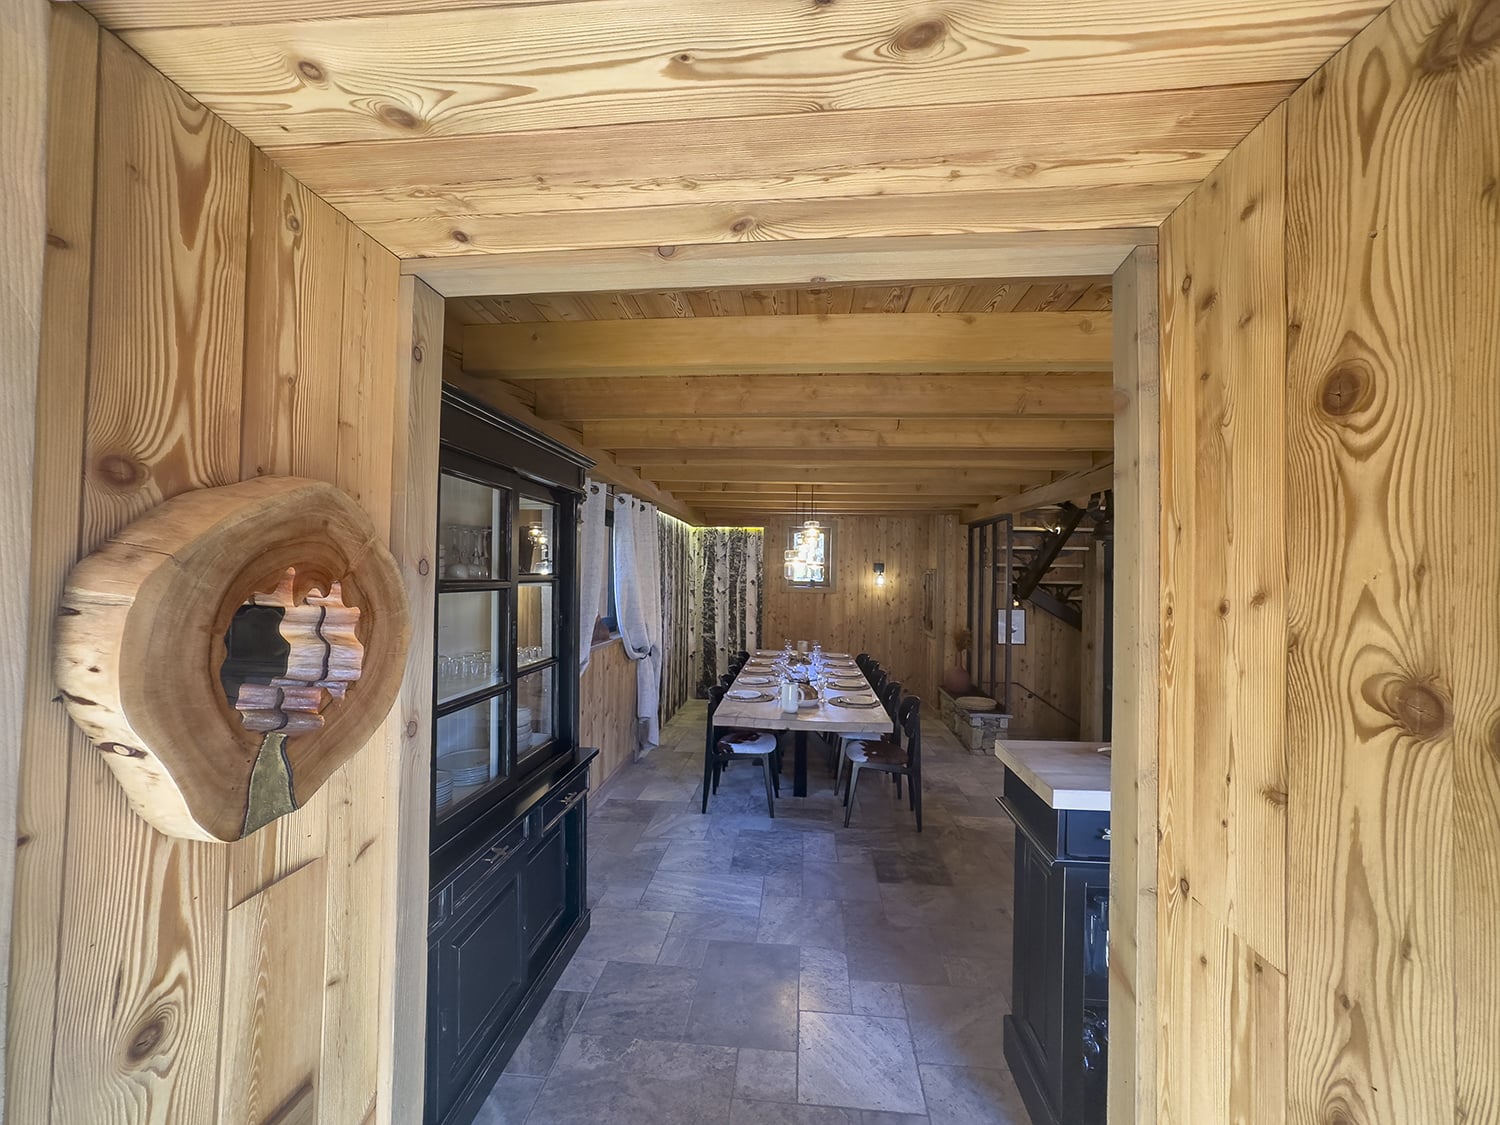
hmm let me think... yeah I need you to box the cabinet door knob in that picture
[1100,828,1111,841]
[484,843,515,865]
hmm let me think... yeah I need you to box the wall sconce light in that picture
[873,562,886,587]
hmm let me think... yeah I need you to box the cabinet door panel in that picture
[437,870,526,1079]
[523,823,568,963]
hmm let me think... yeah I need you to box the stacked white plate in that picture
[437,747,491,787]
[435,769,454,810]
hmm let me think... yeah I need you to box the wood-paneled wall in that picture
[760,514,965,708]
[1003,599,1083,739]
[1156,0,1498,1118]
[9,11,416,1122]
[580,638,638,790]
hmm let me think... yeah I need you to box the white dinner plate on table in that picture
[827,680,867,691]
[727,688,773,701]
[830,695,881,708]
[738,675,773,685]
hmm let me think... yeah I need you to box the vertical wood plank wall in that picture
[1155,0,1499,1119]
[760,514,964,707]
[580,638,639,789]
[1003,600,1083,738]
[9,14,416,1124]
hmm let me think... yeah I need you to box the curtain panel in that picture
[613,493,664,746]
[691,527,763,697]
[577,479,608,673]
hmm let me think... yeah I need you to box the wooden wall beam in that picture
[584,418,1114,452]
[1108,244,1158,1125]
[520,372,1115,420]
[405,230,1151,298]
[2,0,52,1105]
[380,276,443,1125]
[962,463,1116,523]
[464,312,1112,379]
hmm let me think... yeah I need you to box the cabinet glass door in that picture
[435,470,513,823]
[516,495,559,766]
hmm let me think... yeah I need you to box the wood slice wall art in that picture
[54,476,411,841]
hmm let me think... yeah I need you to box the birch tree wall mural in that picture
[658,514,693,727]
[691,528,764,697]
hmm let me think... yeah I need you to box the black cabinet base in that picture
[438,913,590,1125]
[1005,1014,1060,1125]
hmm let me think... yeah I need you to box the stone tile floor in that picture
[476,700,1028,1125]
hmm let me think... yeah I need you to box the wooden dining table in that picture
[714,650,895,797]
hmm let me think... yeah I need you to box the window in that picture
[599,506,620,636]
[784,520,833,589]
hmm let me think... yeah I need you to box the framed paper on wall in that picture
[999,607,1027,645]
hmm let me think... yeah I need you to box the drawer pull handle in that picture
[1100,828,1111,841]
[483,843,516,865]
[543,790,586,832]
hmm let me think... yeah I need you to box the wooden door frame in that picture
[391,230,1162,1125]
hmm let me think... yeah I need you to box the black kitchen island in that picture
[994,739,1112,1125]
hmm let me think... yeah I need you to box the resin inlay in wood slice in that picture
[55,476,411,841]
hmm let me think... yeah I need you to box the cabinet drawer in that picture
[448,816,532,921]
[540,770,588,833]
[1062,811,1111,860]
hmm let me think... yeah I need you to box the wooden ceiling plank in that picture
[77,0,591,31]
[581,417,1114,451]
[463,312,1112,378]
[405,230,1152,296]
[364,183,1187,260]
[962,462,1116,522]
[617,449,1099,470]
[637,466,1053,486]
[516,373,1115,420]
[113,3,1375,147]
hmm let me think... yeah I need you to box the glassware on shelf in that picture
[441,523,494,580]
[437,652,493,696]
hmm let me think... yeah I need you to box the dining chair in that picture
[842,696,923,831]
[855,653,871,674]
[701,685,780,817]
[834,679,901,797]
[869,668,889,697]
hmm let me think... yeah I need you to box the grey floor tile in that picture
[918,1064,1030,1125]
[573,907,674,965]
[942,955,1011,998]
[731,1101,861,1124]
[802,831,838,863]
[472,1074,543,1124]
[844,922,950,986]
[763,871,804,897]
[670,910,761,943]
[573,962,699,1041]
[802,860,882,902]
[504,989,588,1077]
[799,946,852,1013]
[758,896,846,950]
[850,980,906,1018]
[643,869,765,917]
[732,831,807,876]
[735,1047,799,1104]
[658,932,710,968]
[529,1034,737,1125]
[686,940,800,1050]
[860,1113,929,1125]
[871,852,954,887]
[555,956,606,993]
[901,984,1007,1069]
[797,1012,926,1116]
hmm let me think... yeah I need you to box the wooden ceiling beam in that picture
[515,373,1114,421]
[464,313,1111,379]
[963,463,1116,523]
[269,85,1288,220]
[643,469,1048,488]
[583,417,1114,451]
[110,2,1374,147]
[404,231,1149,298]
[623,449,1099,471]
[441,368,704,525]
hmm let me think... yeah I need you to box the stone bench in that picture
[939,688,1010,754]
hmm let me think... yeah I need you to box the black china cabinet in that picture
[425,386,597,1125]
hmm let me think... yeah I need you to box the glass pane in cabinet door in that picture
[439,473,506,581]
[434,694,506,818]
[435,591,504,705]
[517,583,555,670]
[518,497,556,577]
[515,667,556,764]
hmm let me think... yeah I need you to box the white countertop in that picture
[994,739,1112,811]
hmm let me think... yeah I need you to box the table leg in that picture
[794,731,808,797]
